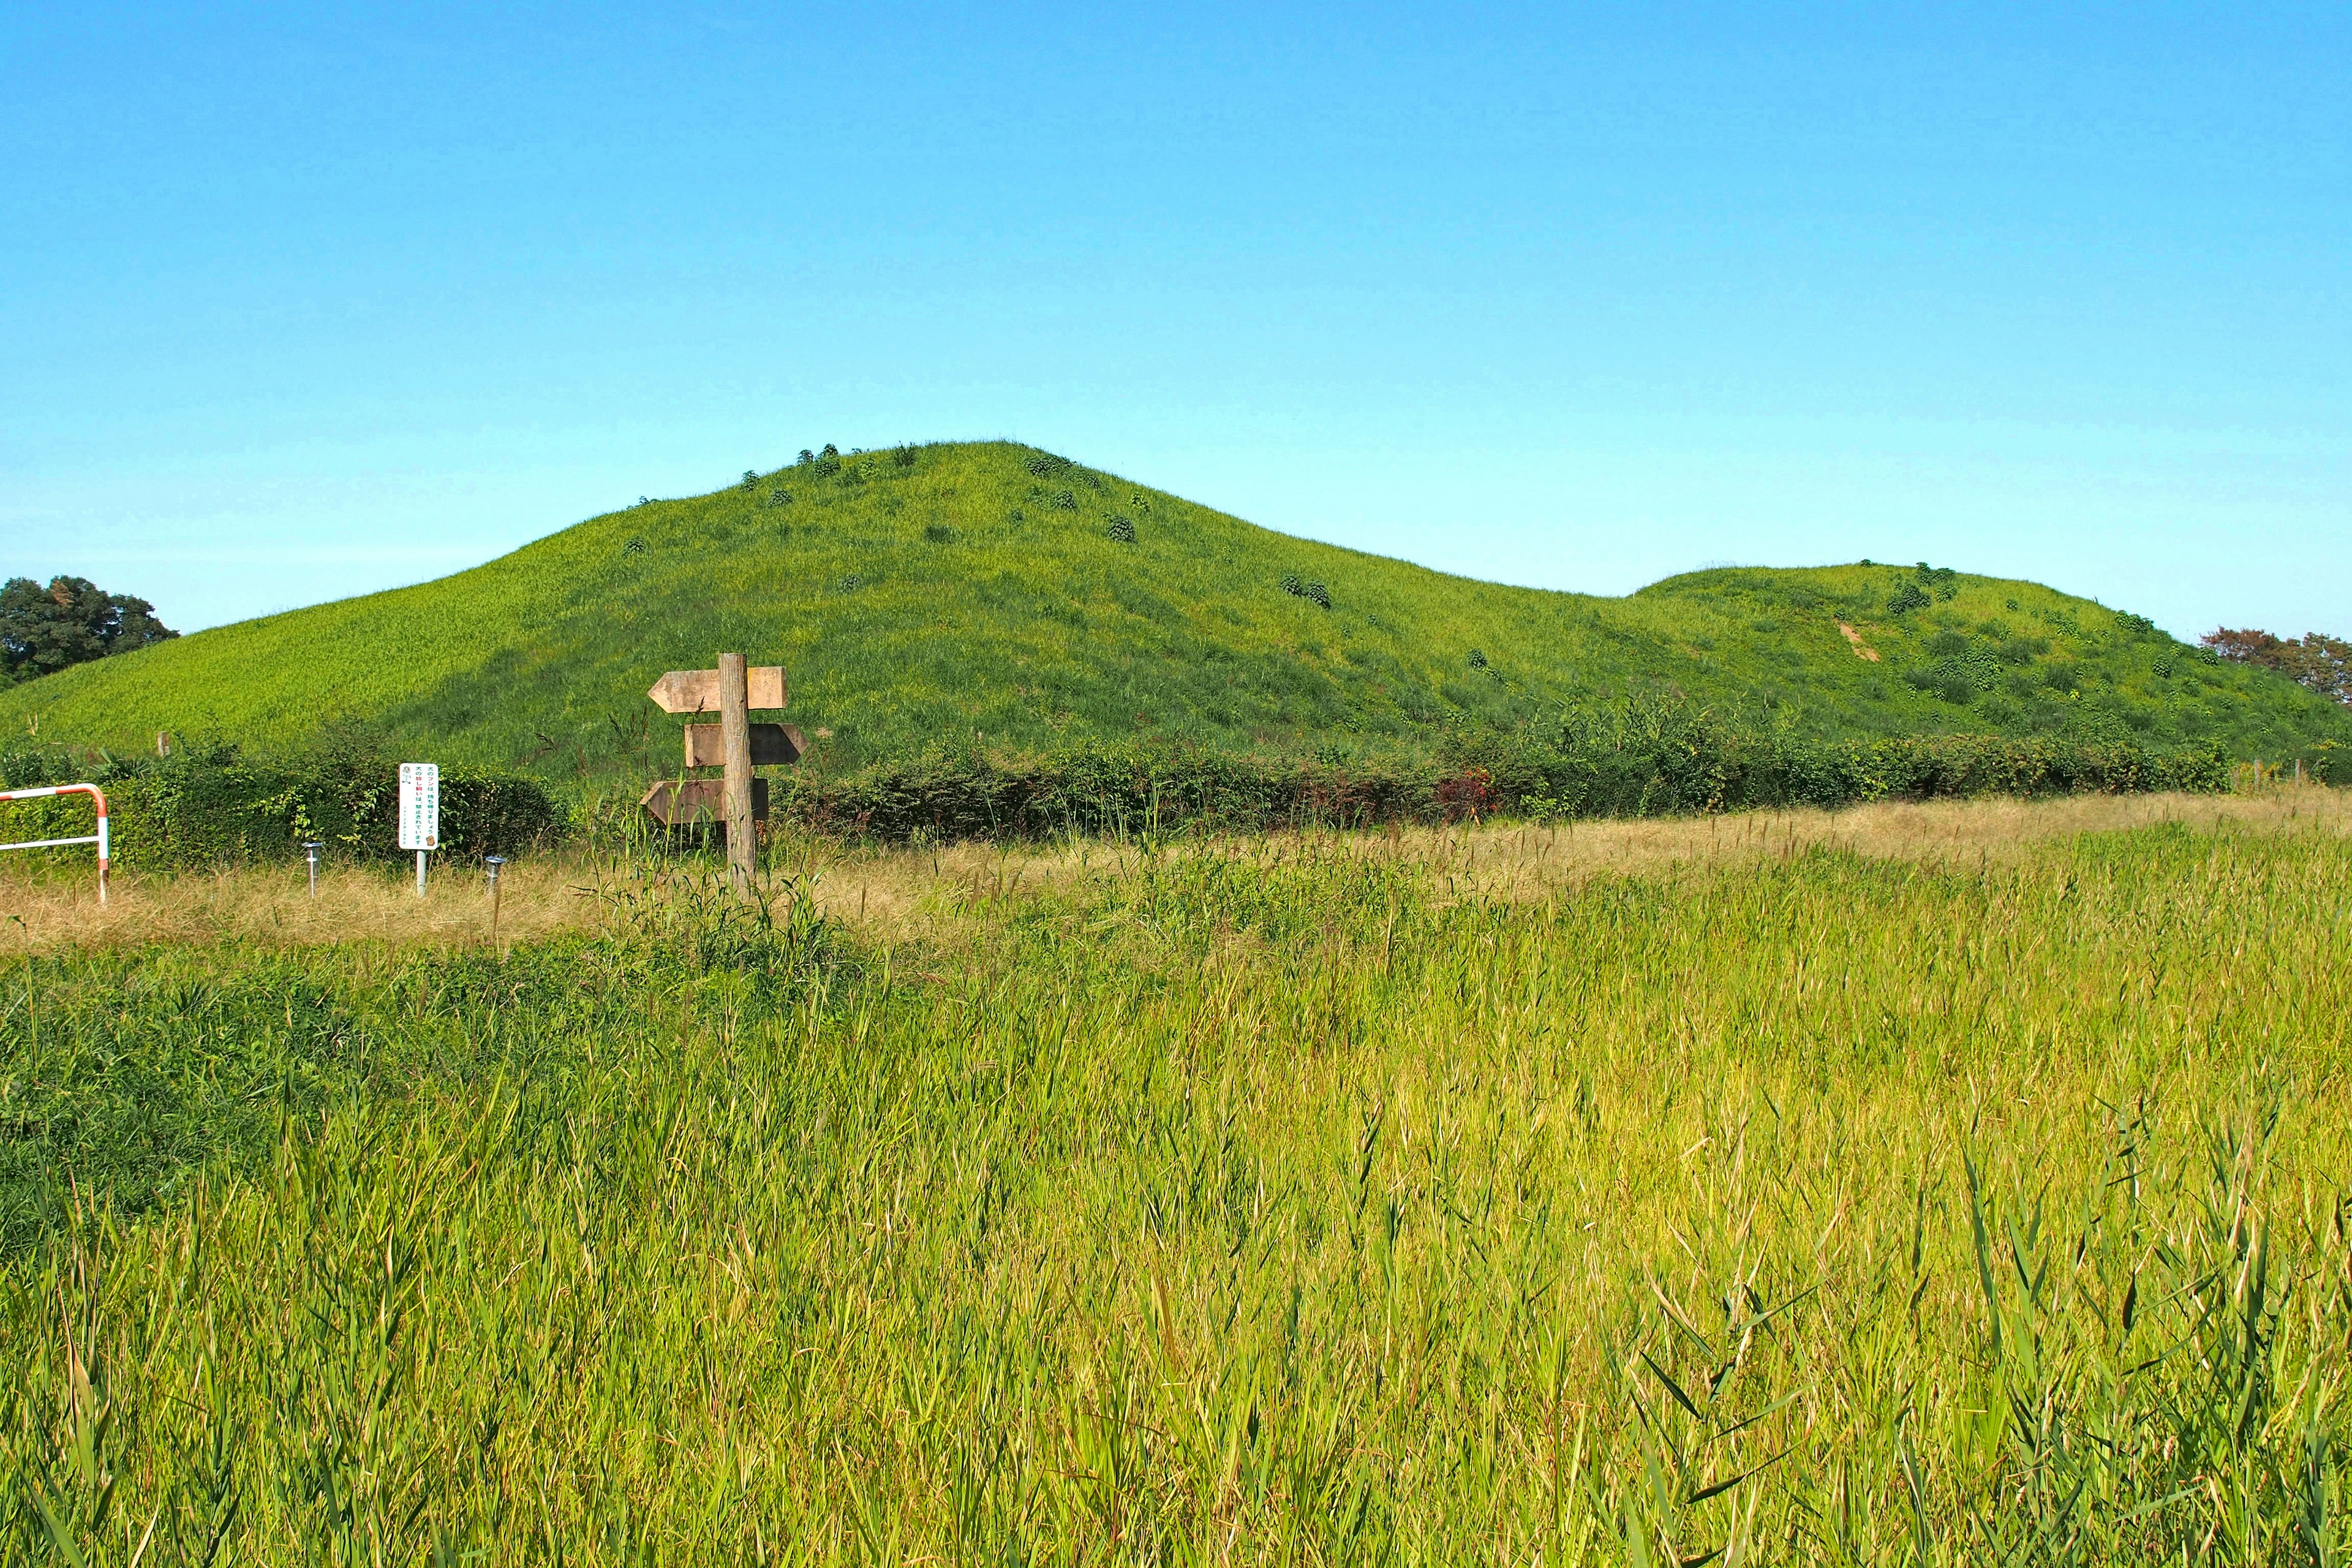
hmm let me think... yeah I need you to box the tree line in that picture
[2203,627,2351,704]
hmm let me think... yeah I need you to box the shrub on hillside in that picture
[1997,635,2049,665]
[1106,516,1136,543]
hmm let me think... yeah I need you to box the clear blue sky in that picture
[4,3,2344,639]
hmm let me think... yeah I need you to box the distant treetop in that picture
[2203,627,2351,705]
[1,575,178,686]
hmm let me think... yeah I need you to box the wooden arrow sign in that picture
[647,665,787,714]
[684,722,804,769]
[640,777,770,826]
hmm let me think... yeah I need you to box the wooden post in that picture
[718,652,755,892]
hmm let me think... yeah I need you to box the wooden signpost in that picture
[641,655,800,891]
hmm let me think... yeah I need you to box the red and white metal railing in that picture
[0,783,110,903]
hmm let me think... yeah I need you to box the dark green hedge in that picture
[778,703,2237,843]
[0,702,2274,863]
[0,741,562,872]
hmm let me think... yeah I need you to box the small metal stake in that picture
[302,841,323,896]
[484,856,506,949]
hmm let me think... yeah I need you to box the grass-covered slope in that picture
[5,441,2342,778]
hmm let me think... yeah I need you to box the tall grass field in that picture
[4,795,2346,1563]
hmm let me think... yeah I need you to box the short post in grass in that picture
[399,761,440,897]
[302,840,322,896]
[484,855,506,948]
[642,658,801,896]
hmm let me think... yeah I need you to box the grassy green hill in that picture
[5,440,2343,782]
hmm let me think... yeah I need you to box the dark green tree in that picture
[0,575,178,684]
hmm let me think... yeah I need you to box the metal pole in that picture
[718,651,755,894]
[416,849,428,897]
[303,842,322,895]
[485,856,505,949]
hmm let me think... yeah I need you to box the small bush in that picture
[924,524,955,545]
[821,443,839,459]
[1888,582,1931,616]
[1927,630,1970,657]
[797,449,815,465]
[1051,490,1077,511]
[1106,516,1136,543]
[1280,573,1303,597]
[892,444,919,468]
[766,488,792,507]
[1303,582,1332,610]
[622,537,647,557]
[1466,649,1488,669]
[741,470,758,491]
[839,573,864,592]
[1997,635,2050,665]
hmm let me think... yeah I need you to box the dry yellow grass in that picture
[4,785,2344,954]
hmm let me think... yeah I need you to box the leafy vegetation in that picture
[0,577,175,687]
[1,445,2340,783]
[2,815,2346,1559]
[0,728,559,870]
[778,703,2230,842]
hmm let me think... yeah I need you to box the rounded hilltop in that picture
[3,441,2342,775]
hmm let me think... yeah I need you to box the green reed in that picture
[2,821,2346,1563]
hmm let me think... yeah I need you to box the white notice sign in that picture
[398,763,440,850]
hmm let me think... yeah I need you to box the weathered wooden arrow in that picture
[647,666,787,714]
[640,777,771,826]
[685,722,805,769]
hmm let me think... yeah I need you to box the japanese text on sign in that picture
[398,763,440,850]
